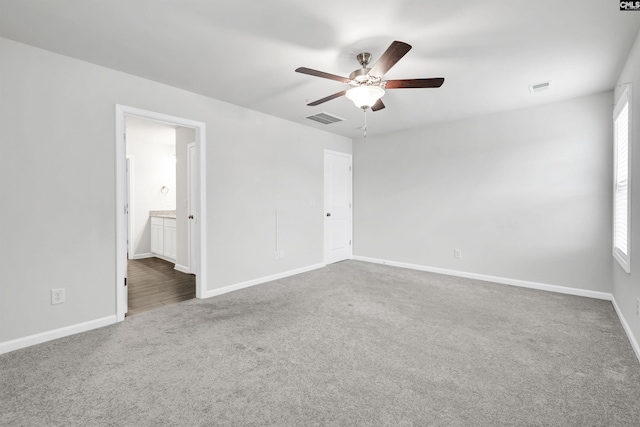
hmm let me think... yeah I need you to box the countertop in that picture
[149,210,176,219]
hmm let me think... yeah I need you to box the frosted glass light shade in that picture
[345,86,385,109]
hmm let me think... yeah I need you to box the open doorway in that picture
[124,117,194,315]
[115,105,207,322]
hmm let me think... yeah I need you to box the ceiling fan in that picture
[295,41,444,112]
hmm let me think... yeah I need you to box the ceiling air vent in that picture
[305,112,345,125]
[528,80,552,94]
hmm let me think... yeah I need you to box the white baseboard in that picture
[352,256,613,301]
[0,315,117,356]
[131,253,177,264]
[174,264,190,274]
[149,254,176,263]
[611,297,640,364]
[203,263,326,299]
[130,253,153,260]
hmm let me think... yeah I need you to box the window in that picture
[613,87,631,273]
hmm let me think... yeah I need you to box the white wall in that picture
[0,37,351,344]
[354,92,613,293]
[613,28,640,349]
[126,116,177,257]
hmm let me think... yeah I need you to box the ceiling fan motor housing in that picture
[350,68,372,84]
[351,52,383,86]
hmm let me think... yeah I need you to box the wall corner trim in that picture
[203,263,326,299]
[352,255,613,300]
[0,315,118,356]
[611,297,640,364]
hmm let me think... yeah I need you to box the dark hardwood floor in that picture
[127,257,195,316]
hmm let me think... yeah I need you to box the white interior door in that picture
[187,142,197,275]
[324,150,352,264]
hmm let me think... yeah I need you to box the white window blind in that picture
[613,88,631,273]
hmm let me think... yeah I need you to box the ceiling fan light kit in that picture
[345,85,385,109]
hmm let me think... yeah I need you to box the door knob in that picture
[326,213,331,217]
[188,215,194,219]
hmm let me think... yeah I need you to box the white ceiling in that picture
[1,0,639,139]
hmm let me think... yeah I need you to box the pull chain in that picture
[363,107,368,138]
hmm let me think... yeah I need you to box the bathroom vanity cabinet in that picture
[150,216,177,261]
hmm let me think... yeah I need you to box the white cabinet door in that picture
[150,217,176,261]
[150,224,164,255]
[164,219,177,261]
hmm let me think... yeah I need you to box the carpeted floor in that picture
[2,260,640,426]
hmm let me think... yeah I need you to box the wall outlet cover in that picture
[51,288,65,305]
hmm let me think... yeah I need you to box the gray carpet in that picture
[2,260,640,426]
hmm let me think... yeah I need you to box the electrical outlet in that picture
[454,249,462,259]
[51,288,65,305]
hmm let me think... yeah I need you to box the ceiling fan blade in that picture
[371,99,385,111]
[307,90,347,106]
[368,41,412,78]
[384,78,445,89]
[295,67,350,83]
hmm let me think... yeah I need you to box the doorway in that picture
[324,150,353,264]
[115,105,207,322]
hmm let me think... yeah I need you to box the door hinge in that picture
[349,165,352,172]
[349,240,352,246]
[124,277,127,287]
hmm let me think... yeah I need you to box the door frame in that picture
[323,150,353,264]
[115,104,207,321]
